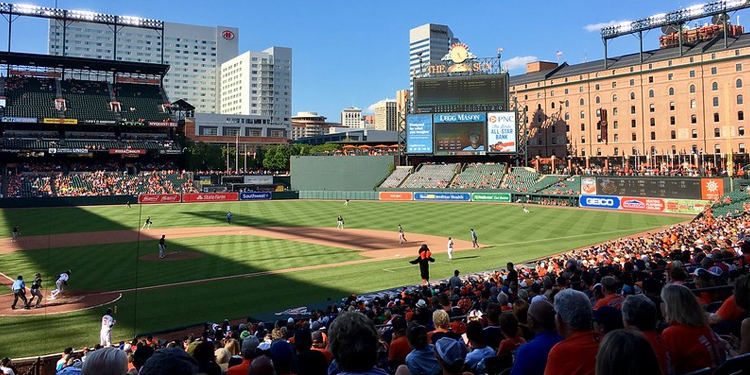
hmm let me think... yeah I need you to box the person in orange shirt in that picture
[622,294,672,375]
[593,276,624,311]
[227,336,259,375]
[311,331,332,363]
[497,313,526,356]
[544,289,603,375]
[661,284,726,374]
[387,315,410,368]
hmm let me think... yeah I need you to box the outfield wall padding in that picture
[290,156,393,191]
[299,191,379,200]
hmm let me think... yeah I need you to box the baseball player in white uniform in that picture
[100,308,116,346]
[398,224,407,244]
[50,270,70,299]
[447,237,454,261]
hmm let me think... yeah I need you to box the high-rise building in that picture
[341,107,362,129]
[409,23,457,82]
[291,112,330,139]
[374,100,398,131]
[219,47,293,134]
[48,21,238,114]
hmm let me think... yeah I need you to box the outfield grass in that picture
[0,200,688,357]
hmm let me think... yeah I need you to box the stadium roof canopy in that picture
[0,52,170,76]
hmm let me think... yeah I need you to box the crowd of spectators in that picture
[571,165,741,178]
[5,170,196,197]
[6,207,745,375]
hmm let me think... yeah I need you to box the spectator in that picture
[497,313,526,355]
[311,331,332,363]
[294,328,327,375]
[269,340,296,375]
[127,345,154,375]
[482,303,503,350]
[433,338,468,375]
[593,276,624,310]
[594,329,662,375]
[621,295,671,375]
[81,347,127,375]
[428,310,460,344]
[592,306,623,334]
[1,358,16,375]
[464,321,494,373]
[328,311,388,375]
[227,336,259,375]
[213,348,230,373]
[661,284,726,374]
[387,315,410,368]
[404,322,440,375]
[544,289,603,375]
[140,347,199,375]
[248,356,275,375]
[192,341,221,375]
[733,276,750,354]
[510,300,563,375]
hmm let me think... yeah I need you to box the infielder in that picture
[100,308,116,346]
[142,217,152,230]
[11,225,20,243]
[158,235,167,259]
[398,224,407,244]
[336,215,345,229]
[28,273,44,308]
[226,211,233,225]
[470,229,479,248]
[523,204,530,214]
[447,236,454,261]
[50,270,70,299]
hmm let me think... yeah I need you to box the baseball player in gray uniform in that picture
[28,273,44,308]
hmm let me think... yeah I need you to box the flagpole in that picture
[235,132,239,173]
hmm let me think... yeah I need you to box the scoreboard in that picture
[596,177,703,199]
[413,75,508,114]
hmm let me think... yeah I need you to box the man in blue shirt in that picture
[11,275,30,310]
[510,299,563,375]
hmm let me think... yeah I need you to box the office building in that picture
[409,23,457,81]
[374,100,398,131]
[48,20,239,114]
[341,107,363,129]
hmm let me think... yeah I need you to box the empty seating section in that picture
[114,83,170,123]
[449,163,507,189]
[1,131,178,152]
[4,76,58,119]
[711,190,750,217]
[528,175,566,193]
[400,163,459,189]
[380,167,412,188]
[537,175,582,195]
[61,80,119,121]
[500,167,541,192]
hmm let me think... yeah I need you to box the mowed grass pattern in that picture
[0,200,688,357]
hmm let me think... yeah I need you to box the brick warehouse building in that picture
[510,32,750,170]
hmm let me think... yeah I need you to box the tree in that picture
[185,141,224,171]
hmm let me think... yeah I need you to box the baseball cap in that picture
[692,267,709,277]
[391,315,407,333]
[435,337,468,365]
[708,266,724,277]
[241,336,260,354]
[239,331,251,340]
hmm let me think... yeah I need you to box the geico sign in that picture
[585,198,615,206]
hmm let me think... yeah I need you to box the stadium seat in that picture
[712,353,750,375]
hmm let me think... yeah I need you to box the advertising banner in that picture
[83,119,117,125]
[486,112,517,153]
[109,149,146,155]
[138,194,181,204]
[414,192,471,201]
[243,175,274,185]
[406,114,434,154]
[239,192,272,200]
[1,116,37,123]
[664,199,710,214]
[620,197,666,212]
[182,192,239,202]
[471,192,511,202]
[700,178,725,201]
[433,112,486,156]
[42,118,78,124]
[579,195,621,209]
[148,121,178,127]
[581,177,597,195]
[379,192,414,201]
[48,148,88,154]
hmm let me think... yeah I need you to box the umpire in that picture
[28,273,44,308]
[11,275,29,310]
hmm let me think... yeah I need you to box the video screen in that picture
[433,112,486,156]
[414,75,508,114]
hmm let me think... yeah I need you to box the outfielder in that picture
[11,225,20,243]
[50,270,70,299]
[28,273,44,308]
[100,308,116,346]
[158,235,167,259]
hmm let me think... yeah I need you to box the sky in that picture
[1,0,749,121]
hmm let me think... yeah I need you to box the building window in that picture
[715,144,721,154]
[613,94,618,102]
[650,118,655,126]
[714,113,720,122]
[670,116,676,125]
[631,119,636,128]
[632,132,637,141]
[691,114,697,124]
[613,120,618,129]
[692,130,698,138]
[565,100,569,107]
[648,76,653,83]
[712,82,719,91]
[551,102,556,109]
[614,147,619,155]
[631,106,636,114]
[741,143,746,153]
[581,123,585,131]
[649,104,655,113]
[738,95,744,105]
[648,89,654,98]
[740,126,746,136]
[629,79,635,86]
[580,111,585,119]
[670,130,676,139]
[613,108,618,116]
[668,73,673,81]
[595,96,600,104]
[581,136,586,144]
[650,132,656,140]
[737,79,743,88]
[737,63,743,72]
[596,148,602,156]
[595,84,600,90]
[612,82,617,88]
[668,87,675,96]
[630,92,636,100]
[689,70,696,78]
[565,112,570,120]
[580,98,585,105]
[689,84,696,93]
[614,134,619,142]
[711,66,717,74]
[691,99,697,109]
[740,111,745,121]
[713,97,719,107]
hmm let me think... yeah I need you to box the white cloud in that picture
[365,98,394,114]
[504,56,537,71]
[584,20,630,32]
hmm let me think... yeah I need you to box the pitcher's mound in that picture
[139,251,204,261]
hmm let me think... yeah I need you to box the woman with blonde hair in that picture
[224,338,241,356]
[661,283,726,374]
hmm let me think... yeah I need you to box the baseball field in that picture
[0,200,689,357]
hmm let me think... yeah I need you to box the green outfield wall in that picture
[290,156,394,191]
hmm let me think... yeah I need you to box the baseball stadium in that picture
[1,2,750,375]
